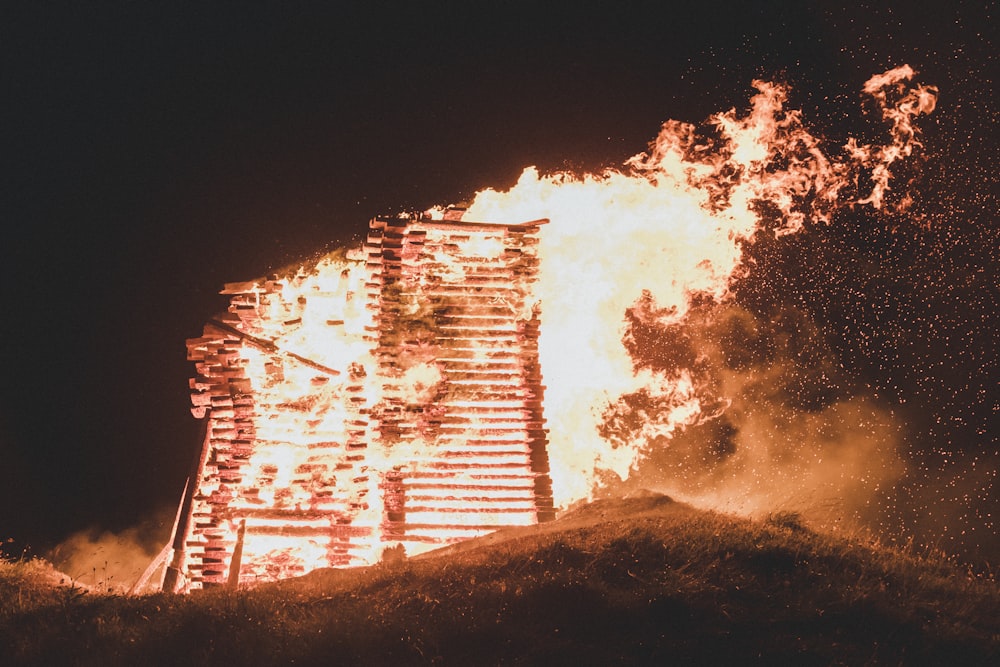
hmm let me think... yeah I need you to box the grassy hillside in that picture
[2,494,997,665]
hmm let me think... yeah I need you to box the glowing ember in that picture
[167,66,935,591]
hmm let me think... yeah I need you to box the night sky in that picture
[2,4,996,561]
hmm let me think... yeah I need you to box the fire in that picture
[172,218,553,590]
[168,66,936,590]
[464,66,936,509]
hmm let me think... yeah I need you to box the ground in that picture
[2,494,997,665]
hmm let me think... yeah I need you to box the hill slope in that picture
[2,494,997,665]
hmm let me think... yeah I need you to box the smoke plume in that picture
[46,507,173,592]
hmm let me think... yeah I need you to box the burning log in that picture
[171,215,554,591]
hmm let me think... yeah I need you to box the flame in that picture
[463,66,936,508]
[852,65,938,209]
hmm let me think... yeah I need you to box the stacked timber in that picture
[174,216,553,591]
[365,217,555,550]
[179,259,377,589]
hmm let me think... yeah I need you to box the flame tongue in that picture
[465,66,937,507]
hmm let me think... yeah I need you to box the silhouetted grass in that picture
[2,495,997,665]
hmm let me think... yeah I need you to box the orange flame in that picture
[462,66,936,509]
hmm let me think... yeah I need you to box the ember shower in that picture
[167,67,937,590]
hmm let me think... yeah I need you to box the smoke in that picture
[599,303,906,532]
[46,506,174,592]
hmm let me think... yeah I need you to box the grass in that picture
[2,494,997,665]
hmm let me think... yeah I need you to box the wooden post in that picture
[162,417,210,593]
[227,519,247,589]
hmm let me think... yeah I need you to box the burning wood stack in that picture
[165,214,554,591]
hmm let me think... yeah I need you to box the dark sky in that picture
[1,3,996,558]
